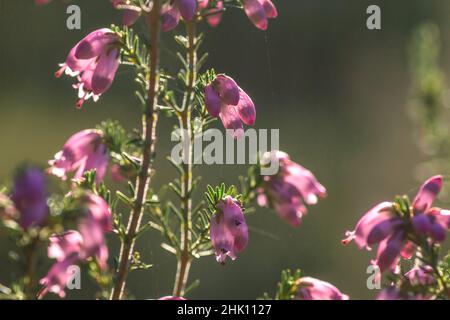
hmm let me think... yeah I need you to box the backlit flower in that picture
[242,0,277,30]
[295,277,349,300]
[49,129,109,184]
[343,175,450,273]
[257,151,326,227]
[210,196,248,264]
[56,28,121,108]
[204,74,256,138]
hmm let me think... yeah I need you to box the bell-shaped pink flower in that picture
[210,196,249,264]
[38,255,79,299]
[204,75,256,138]
[48,231,83,262]
[295,277,349,300]
[257,151,326,227]
[11,167,49,230]
[111,0,142,26]
[242,0,277,31]
[78,193,113,270]
[49,129,109,184]
[56,28,121,108]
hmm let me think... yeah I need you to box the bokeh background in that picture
[1,0,450,300]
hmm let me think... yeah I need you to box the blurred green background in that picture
[1,0,450,300]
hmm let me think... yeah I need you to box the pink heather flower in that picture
[159,296,187,300]
[38,255,79,299]
[161,0,197,31]
[55,28,121,108]
[39,194,113,299]
[257,151,327,227]
[198,0,223,27]
[405,266,435,286]
[49,129,109,184]
[343,175,450,273]
[11,168,49,230]
[204,74,256,138]
[210,196,249,264]
[242,0,277,31]
[77,193,113,270]
[111,0,142,26]
[48,231,83,262]
[295,277,349,300]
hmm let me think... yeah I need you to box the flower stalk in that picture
[110,0,161,300]
[173,20,197,297]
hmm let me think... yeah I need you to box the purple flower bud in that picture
[11,167,49,230]
[210,197,248,264]
[49,129,109,184]
[176,0,197,22]
[296,277,349,300]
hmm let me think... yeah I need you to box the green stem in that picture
[24,238,38,300]
[173,21,197,297]
[110,1,161,300]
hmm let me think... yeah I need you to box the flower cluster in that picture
[343,176,450,273]
[257,151,327,227]
[38,193,113,298]
[204,74,256,138]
